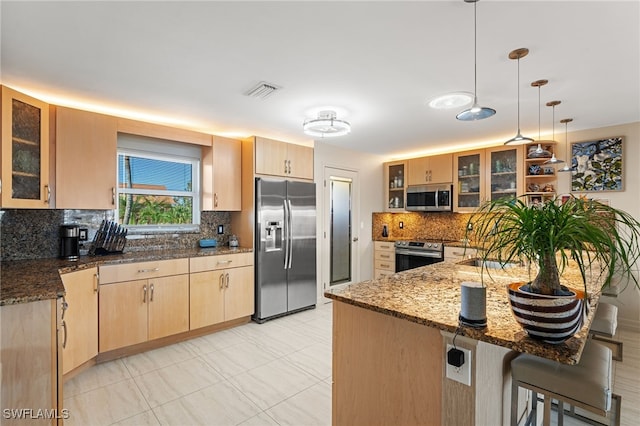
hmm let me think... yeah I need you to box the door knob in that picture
[353,237,359,242]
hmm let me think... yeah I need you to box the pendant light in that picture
[528,79,552,157]
[557,118,574,172]
[505,48,534,145]
[543,100,565,165]
[456,0,496,121]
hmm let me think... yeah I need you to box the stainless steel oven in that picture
[395,240,444,272]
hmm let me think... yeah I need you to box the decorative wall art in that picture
[571,136,623,192]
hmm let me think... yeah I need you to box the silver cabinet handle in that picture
[214,193,219,208]
[287,160,292,174]
[112,187,116,205]
[94,273,99,293]
[217,260,233,265]
[143,284,147,303]
[61,320,68,349]
[284,159,288,174]
[150,283,154,302]
[219,273,225,289]
[44,184,51,204]
[225,273,230,288]
[138,268,159,273]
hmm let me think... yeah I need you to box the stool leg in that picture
[557,400,564,426]
[531,391,538,426]
[511,380,519,426]
[543,394,552,426]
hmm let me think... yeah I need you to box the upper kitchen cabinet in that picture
[407,153,453,185]
[253,136,314,180]
[202,135,242,211]
[486,145,523,203]
[384,160,406,211]
[523,141,557,205]
[0,86,51,208]
[55,106,117,209]
[453,149,484,212]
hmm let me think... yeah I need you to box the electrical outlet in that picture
[399,221,404,229]
[217,225,224,234]
[467,221,473,231]
[445,344,472,386]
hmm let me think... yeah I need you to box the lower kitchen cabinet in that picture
[60,267,99,375]
[98,259,189,353]
[190,252,254,329]
[374,241,395,278]
[1,298,63,425]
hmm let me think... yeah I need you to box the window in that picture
[117,134,201,229]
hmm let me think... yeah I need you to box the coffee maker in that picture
[60,224,80,260]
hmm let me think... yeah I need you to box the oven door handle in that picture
[395,249,443,259]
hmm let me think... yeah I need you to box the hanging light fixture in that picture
[528,79,552,157]
[505,48,534,145]
[303,110,351,138]
[456,0,496,121]
[557,118,574,172]
[543,100,565,165]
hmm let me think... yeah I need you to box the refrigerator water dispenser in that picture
[265,222,283,251]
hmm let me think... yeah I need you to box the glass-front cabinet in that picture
[1,86,50,208]
[453,150,484,212]
[487,145,523,202]
[384,160,406,211]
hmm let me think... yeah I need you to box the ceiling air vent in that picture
[244,81,281,99]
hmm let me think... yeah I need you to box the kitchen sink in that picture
[456,258,521,269]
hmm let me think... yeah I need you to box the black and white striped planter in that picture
[507,282,587,344]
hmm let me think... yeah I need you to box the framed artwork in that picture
[571,136,623,192]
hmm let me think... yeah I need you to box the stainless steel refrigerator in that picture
[253,178,317,322]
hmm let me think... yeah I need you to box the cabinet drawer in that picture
[374,269,395,279]
[190,252,254,273]
[444,246,477,261]
[374,259,395,272]
[374,241,395,252]
[99,258,189,284]
[374,251,395,262]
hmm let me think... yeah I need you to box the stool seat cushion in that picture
[592,303,618,337]
[511,341,612,411]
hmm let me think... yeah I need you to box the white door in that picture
[322,167,360,300]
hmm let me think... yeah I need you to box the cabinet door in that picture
[99,279,148,352]
[254,137,288,176]
[61,267,99,374]
[407,157,430,185]
[148,274,190,340]
[429,153,453,184]
[384,161,406,211]
[453,150,485,212]
[224,266,255,321]
[1,86,50,208]
[56,107,117,209]
[486,145,523,203]
[189,270,225,329]
[287,143,314,180]
[211,136,242,211]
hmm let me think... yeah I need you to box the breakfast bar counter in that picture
[324,260,602,426]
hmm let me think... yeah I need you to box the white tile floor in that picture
[64,302,333,426]
[65,301,638,426]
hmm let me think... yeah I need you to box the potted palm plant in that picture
[469,195,640,343]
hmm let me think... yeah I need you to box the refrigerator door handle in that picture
[287,199,293,269]
[283,199,290,269]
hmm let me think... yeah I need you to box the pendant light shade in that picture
[303,110,351,138]
[457,0,495,121]
[505,48,534,145]
[557,118,574,172]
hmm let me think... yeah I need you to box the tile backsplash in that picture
[0,209,232,261]
[372,211,473,242]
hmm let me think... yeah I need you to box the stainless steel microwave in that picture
[406,184,453,212]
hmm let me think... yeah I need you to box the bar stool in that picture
[510,341,621,426]
[591,302,623,361]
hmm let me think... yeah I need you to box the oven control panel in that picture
[395,241,441,250]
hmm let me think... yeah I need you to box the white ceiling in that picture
[1,1,638,159]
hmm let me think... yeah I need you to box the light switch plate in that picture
[445,344,472,386]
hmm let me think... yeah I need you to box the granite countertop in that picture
[324,259,602,364]
[0,246,252,306]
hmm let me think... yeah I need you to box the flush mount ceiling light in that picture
[505,48,534,145]
[303,110,351,138]
[428,92,474,109]
[557,118,575,172]
[456,0,496,121]
[543,100,565,165]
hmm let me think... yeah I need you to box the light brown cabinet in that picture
[253,136,313,180]
[190,252,254,329]
[384,160,407,211]
[98,259,189,352]
[1,86,51,208]
[60,267,99,375]
[55,106,117,209]
[373,241,395,278]
[202,135,242,211]
[407,153,453,185]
